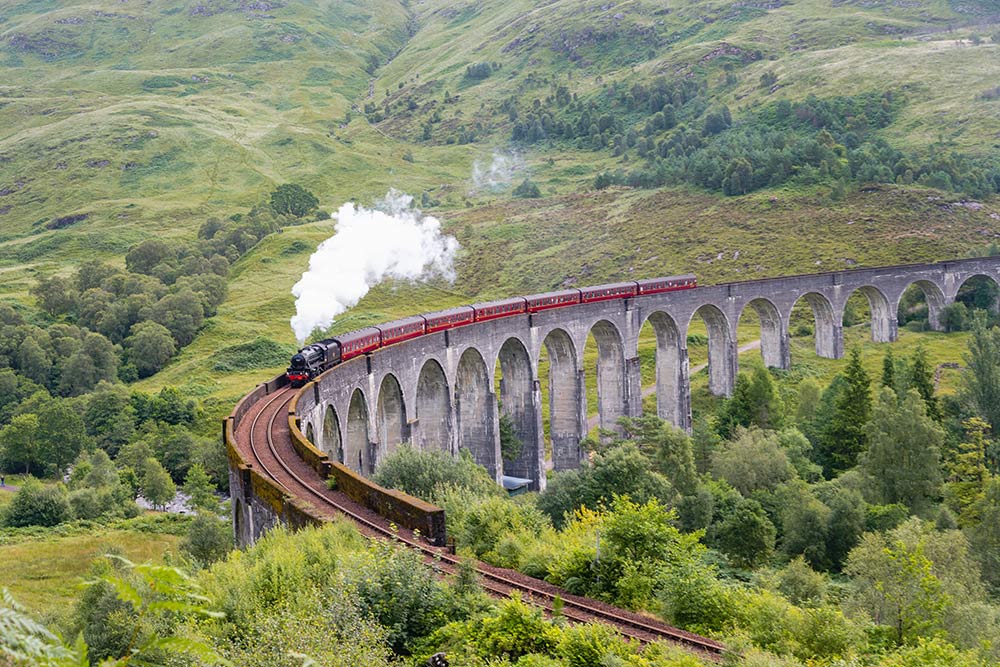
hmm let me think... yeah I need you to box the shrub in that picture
[557,622,632,667]
[513,178,542,198]
[3,478,72,527]
[940,302,969,332]
[372,445,502,501]
[269,184,319,218]
[342,539,450,652]
[182,512,232,565]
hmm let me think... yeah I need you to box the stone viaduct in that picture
[293,258,1000,492]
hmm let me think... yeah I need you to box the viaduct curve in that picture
[284,256,1000,495]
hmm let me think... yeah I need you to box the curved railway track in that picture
[241,386,726,662]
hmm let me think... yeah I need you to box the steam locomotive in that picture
[286,274,696,387]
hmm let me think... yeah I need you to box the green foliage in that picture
[779,481,832,571]
[587,90,998,198]
[820,347,872,475]
[968,477,1000,593]
[876,637,991,667]
[183,463,218,512]
[943,417,991,526]
[714,498,776,568]
[711,427,795,497]
[182,512,232,565]
[439,490,550,567]
[269,184,319,218]
[776,556,828,607]
[140,457,176,510]
[512,178,542,198]
[372,445,502,502]
[908,345,939,420]
[557,622,630,667]
[861,388,943,513]
[499,413,524,463]
[0,413,41,476]
[2,478,72,528]
[618,416,697,495]
[125,321,177,378]
[658,558,736,634]
[537,443,673,527]
[941,302,970,333]
[845,518,987,647]
[961,313,1000,434]
[341,538,450,653]
[464,62,495,80]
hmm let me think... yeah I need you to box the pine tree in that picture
[821,347,871,475]
[881,347,895,390]
[746,365,784,431]
[969,477,1000,593]
[908,345,939,420]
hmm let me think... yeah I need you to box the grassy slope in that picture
[0,519,185,622]
[0,0,996,407]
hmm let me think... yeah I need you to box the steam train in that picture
[286,274,697,387]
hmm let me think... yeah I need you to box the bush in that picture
[557,622,631,667]
[269,184,319,218]
[343,539,450,652]
[372,446,502,501]
[69,487,111,520]
[940,302,969,332]
[3,478,72,527]
[513,179,542,198]
[182,512,232,565]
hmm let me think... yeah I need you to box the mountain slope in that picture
[0,0,998,400]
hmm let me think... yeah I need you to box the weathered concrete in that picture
[296,258,1000,491]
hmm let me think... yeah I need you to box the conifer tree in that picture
[909,345,939,420]
[881,346,895,390]
[717,372,753,439]
[820,347,871,475]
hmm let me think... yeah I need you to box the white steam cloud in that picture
[290,190,459,342]
[470,151,525,193]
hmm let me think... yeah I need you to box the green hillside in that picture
[0,0,999,400]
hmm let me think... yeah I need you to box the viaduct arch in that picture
[290,258,1000,492]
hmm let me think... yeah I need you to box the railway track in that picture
[242,387,727,662]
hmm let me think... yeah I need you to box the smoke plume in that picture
[290,190,459,342]
[470,151,525,193]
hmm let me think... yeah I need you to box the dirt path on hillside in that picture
[585,339,762,431]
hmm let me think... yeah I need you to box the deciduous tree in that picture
[141,457,176,510]
[125,321,176,378]
[861,387,943,514]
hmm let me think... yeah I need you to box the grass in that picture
[0,515,187,624]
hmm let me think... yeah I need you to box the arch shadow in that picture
[346,388,370,474]
[415,359,451,453]
[376,373,409,461]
